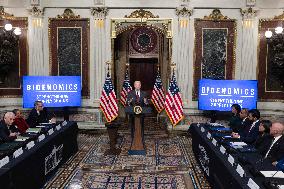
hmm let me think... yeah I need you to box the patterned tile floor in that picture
[44,118,210,189]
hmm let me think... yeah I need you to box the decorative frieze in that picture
[241,7,258,19]
[91,7,108,18]
[57,9,80,19]
[28,6,44,17]
[175,7,193,18]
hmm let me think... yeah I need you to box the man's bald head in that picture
[270,122,284,137]
[4,112,15,126]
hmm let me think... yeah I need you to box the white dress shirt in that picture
[265,135,282,158]
[248,120,259,133]
[135,90,140,98]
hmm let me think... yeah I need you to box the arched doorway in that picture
[111,10,173,117]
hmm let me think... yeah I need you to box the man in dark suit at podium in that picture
[126,81,149,138]
[127,81,148,106]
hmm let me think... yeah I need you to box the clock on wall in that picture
[130,27,157,54]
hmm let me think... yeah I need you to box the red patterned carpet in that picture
[44,117,210,189]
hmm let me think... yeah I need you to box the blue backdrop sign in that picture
[23,76,81,108]
[198,79,258,111]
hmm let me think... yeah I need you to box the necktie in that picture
[136,91,139,102]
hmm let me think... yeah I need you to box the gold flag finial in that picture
[106,61,111,72]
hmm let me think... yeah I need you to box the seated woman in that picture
[254,120,272,155]
[12,109,29,134]
[228,104,242,133]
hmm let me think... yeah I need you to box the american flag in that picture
[165,72,184,126]
[120,69,132,107]
[100,72,118,122]
[151,71,165,113]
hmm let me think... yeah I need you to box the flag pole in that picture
[156,65,160,124]
[106,61,111,74]
[125,62,130,123]
[170,62,176,129]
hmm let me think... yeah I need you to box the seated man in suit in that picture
[0,112,19,143]
[126,81,149,138]
[232,109,260,144]
[264,122,284,163]
[26,100,56,128]
[239,108,251,133]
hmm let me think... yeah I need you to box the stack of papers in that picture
[15,136,29,142]
[209,123,224,127]
[26,128,41,133]
[260,171,284,178]
[230,142,248,146]
[223,135,232,138]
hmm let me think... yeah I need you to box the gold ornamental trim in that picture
[57,9,80,19]
[274,11,284,20]
[0,6,14,20]
[125,9,159,19]
[133,106,142,114]
[203,9,230,21]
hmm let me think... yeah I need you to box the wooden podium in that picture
[125,106,151,155]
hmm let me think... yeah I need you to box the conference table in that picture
[0,121,78,189]
[189,123,284,189]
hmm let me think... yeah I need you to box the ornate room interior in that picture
[0,0,283,188]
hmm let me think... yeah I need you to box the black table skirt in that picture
[0,121,78,189]
[190,123,269,189]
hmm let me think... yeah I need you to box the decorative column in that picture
[28,6,45,75]
[91,7,109,101]
[175,7,193,107]
[240,7,258,80]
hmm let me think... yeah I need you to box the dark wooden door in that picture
[129,58,158,96]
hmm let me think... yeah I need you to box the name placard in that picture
[56,124,61,131]
[62,120,67,126]
[228,154,234,166]
[247,178,259,189]
[26,141,35,150]
[212,138,217,146]
[0,156,9,168]
[38,134,45,142]
[220,145,226,154]
[13,147,23,158]
[48,128,54,135]
[236,164,245,177]
[207,132,212,139]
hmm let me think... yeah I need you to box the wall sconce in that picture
[4,23,21,35]
[0,23,21,84]
[264,26,284,89]
[265,26,283,38]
